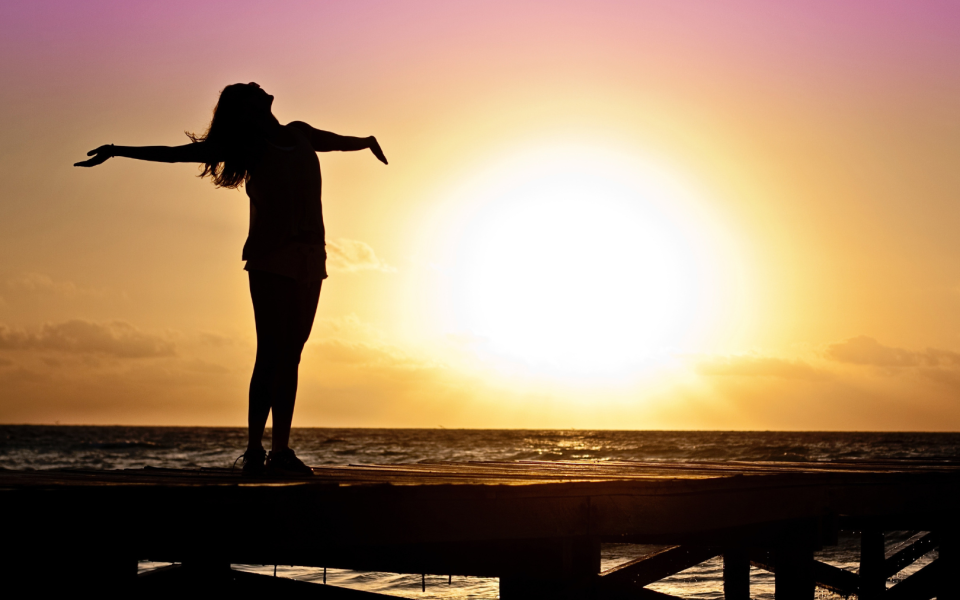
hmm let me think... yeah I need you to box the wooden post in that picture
[859,530,885,599]
[500,537,600,600]
[774,545,814,600]
[723,548,750,599]
[940,524,959,600]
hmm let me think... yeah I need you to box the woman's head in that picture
[188,82,274,189]
[219,82,274,122]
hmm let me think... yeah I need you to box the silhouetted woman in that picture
[76,82,387,477]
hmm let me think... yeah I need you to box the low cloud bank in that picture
[5,273,101,297]
[697,355,826,380]
[326,239,395,273]
[0,320,174,358]
[825,336,960,368]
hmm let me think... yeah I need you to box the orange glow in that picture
[2,1,960,429]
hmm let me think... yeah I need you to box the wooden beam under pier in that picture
[885,559,942,600]
[749,550,859,596]
[597,545,720,592]
[885,531,938,578]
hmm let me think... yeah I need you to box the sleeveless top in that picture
[242,125,327,282]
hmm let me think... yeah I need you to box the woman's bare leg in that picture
[247,359,272,452]
[270,277,321,450]
[248,270,321,452]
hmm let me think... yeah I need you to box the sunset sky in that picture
[2,1,959,429]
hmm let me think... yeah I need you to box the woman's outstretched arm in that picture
[74,142,220,167]
[288,122,388,165]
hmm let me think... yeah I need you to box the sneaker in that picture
[265,448,314,478]
[236,447,267,477]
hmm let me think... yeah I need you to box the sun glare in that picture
[434,146,722,377]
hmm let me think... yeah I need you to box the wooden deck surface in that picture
[5,457,960,486]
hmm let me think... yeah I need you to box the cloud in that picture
[179,358,231,374]
[696,355,826,380]
[822,335,960,392]
[311,314,384,342]
[326,238,395,273]
[0,320,174,358]
[825,336,960,368]
[198,331,236,347]
[5,273,99,297]
[310,339,437,372]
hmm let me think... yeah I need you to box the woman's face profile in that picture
[239,82,274,118]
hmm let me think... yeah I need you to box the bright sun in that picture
[441,147,715,376]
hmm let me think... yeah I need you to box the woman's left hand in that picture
[74,145,115,167]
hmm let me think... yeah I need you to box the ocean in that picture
[2,426,956,598]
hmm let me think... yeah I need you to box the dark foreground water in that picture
[2,426,957,598]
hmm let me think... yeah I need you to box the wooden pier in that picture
[2,459,958,598]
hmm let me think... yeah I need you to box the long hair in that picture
[187,84,266,189]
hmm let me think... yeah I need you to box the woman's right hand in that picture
[74,145,115,167]
[368,137,388,165]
